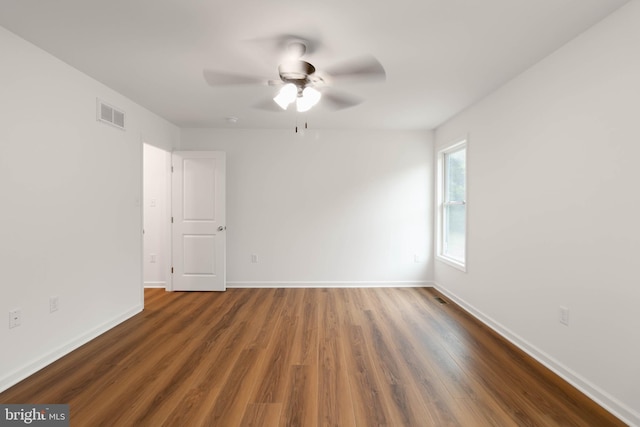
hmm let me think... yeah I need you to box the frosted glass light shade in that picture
[296,87,322,112]
[273,84,297,110]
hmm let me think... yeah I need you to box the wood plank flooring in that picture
[0,287,625,426]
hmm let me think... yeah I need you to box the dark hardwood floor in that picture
[0,287,625,426]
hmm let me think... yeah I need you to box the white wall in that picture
[181,128,434,287]
[0,26,179,392]
[434,2,640,424]
[143,143,171,288]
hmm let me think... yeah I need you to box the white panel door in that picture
[172,151,226,291]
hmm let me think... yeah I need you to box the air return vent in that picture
[97,99,125,130]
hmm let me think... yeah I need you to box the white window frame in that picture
[436,139,467,272]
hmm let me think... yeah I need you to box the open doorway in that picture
[143,143,172,290]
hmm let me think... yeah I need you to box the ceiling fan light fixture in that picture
[296,86,322,112]
[273,83,297,110]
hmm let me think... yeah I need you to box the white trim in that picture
[0,304,143,394]
[142,142,173,292]
[432,283,638,427]
[436,138,468,271]
[435,255,467,272]
[165,148,173,291]
[139,135,145,306]
[227,281,433,289]
[144,281,167,288]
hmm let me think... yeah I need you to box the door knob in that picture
[218,226,226,231]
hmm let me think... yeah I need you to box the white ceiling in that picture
[0,0,628,130]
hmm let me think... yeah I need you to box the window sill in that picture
[436,255,466,273]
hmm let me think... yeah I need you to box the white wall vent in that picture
[97,99,126,130]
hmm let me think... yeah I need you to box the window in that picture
[437,141,467,270]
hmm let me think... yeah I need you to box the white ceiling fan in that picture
[202,34,386,113]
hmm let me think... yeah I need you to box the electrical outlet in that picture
[251,254,258,263]
[50,296,59,313]
[559,306,570,326]
[9,309,21,329]
[414,254,421,263]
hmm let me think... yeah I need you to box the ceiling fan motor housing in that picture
[279,60,316,87]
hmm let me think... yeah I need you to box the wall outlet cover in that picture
[9,309,21,328]
[559,306,570,326]
[50,296,59,313]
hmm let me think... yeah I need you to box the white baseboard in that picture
[433,283,639,427]
[144,281,166,288]
[0,304,143,394]
[227,281,433,289]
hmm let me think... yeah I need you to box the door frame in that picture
[141,141,174,292]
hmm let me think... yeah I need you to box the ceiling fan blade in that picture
[324,55,386,82]
[321,89,363,110]
[203,69,270,86]
[253,96,286,112]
